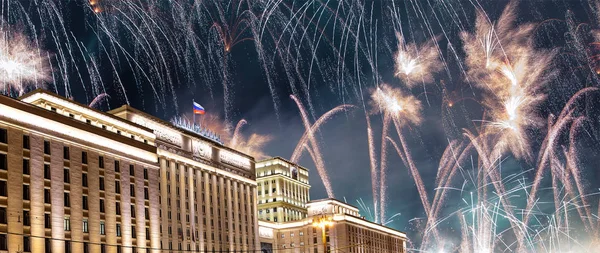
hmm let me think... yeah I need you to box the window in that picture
[83,219,89,233]
[0,181,6,196]
[83,196,88,210]
[0,207,5,224]
[99,177,105,190]
[0,234,6,250]
[132,226,136,238]
[23,159,30,175]
[100,199,105,213]
[44,189,51,204]
[0,128,6,144]
[84,243,89,253]
[82,151,88,164]
[44,164,51,179]
[99,156,104,168]
[130,165,135,176]
[144,168,148,179]
[43,140,50,155]
[64,192,70,207]
[44,213,50,228]
[115,181,120,194]
[22,135,29,149]
[64,168,70,183]
[64,146,70,160]
[145,208,149,219]
[23,184,30,200]
[23,236,30,252]
[82,173,88,187]
[130,184,135,197]
[131,205,135,218]
[100,221,105,235]
[115,161,120,172]
[0,153,6,170]
[116,224,121,237]
[116,202,121,215]
[64,216,71,231]
[144,188,149,200]
[86,119,91,125]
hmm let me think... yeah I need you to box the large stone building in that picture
[0,89,259,253]
[256,157,310,223]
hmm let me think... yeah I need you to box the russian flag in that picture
[193,102,205,115]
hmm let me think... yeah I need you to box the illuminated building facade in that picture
[256,157,310,223]
[110,105,259,253]
[258,199,407,253]
[0,89,259,253]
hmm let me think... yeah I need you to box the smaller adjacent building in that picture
[256,157,310,223]
[258,199,407,253]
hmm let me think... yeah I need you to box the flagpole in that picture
[192,99,196,128]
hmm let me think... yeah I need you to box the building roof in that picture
[307,198,359,211]
[257,156,309,171]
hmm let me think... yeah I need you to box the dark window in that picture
[132,226,136,238]
[0,207,6,224]
[116,202,120,215]
[115,181,120,194]
[50,107,56,112]
[82,173,88,187]
[83,196,88,210]
[23,159,30,175]
[23,184,30,200]
[63,146,70,160]
[44,213,50,228]
[145,208,149,219]
[82,151,88,164]
[45,238,51,253]
[99,177,105,190]
[23,210,30,226]
[64,192,70,207]
[0,181,6,196]
[99,156,104,168]
[65,240,71,253]
[44,189,51,204]
[0,234,6,250]
[0,153,6,170]
[130,184,135,197]
[69,113,74,118]
[144,188,149,200]
[22,135,29,149]
[131,205,135,218]
[102,125,106,130]
[44,164,50,179]
[84,243,89,253]
[143,168,148,179]
[23,236,30,252]
[100,244,106,253]
[130,165,135,176]
[64,168,70,183]
[115,161,120,172]
[146,228,150,240]
[0,128,6,144]
[43,140,50,155]
[100,199,105,213]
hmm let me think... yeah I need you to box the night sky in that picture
[7,0,600,250]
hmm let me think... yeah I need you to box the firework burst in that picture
[0,31,47,95]
[394,34,442,87]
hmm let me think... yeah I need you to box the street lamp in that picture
[312,215,333,253]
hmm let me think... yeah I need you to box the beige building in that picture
[0,89,259,253]
[258,199,407,253]
[256,157,310,223]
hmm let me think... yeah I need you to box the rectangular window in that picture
[144,188,149,200]
[145,208,149,219]
[115,181,120,194]
[23,236,30,252]
[64,168,70,183]
[23,184,30,200]
[0,181,6,196]
[100,221,105,235]
[83,219,89,233]
[131,205,135,218]
[22,135,29,149]
[64,192,70,207]
[99,156,104,168]
[82,196,88,210]
[44,164,50,179]
[44,213,50,228]
[64,216,70,231]
[100,199,105,213]
[0,234,6,250]
[63,146,70,160]
[144,168,148,179]
[43,140,50,155]
[0,128,6,144]
[82,173,88,187]
[44,189,51,204]
[0,153,6,170]
[116,224,121,237]
[0,207,6,224]
[99,177,105,190]
[129,165,135,176]
[115,161,120,172]
[130,184,135,197]
[82,151,88,164]
[116,202,121,215]
[23,210,30,226]
[22,159,30,175]
[132,226,136,238]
